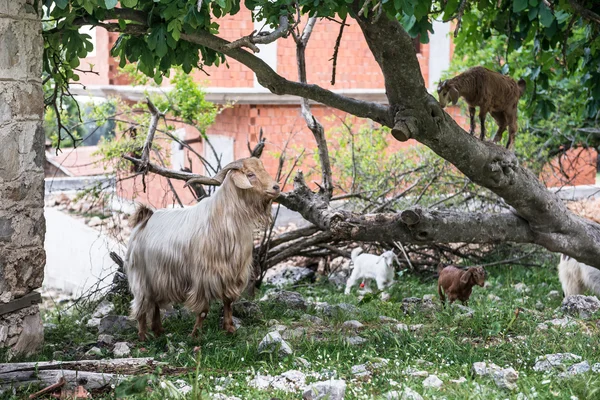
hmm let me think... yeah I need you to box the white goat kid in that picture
[344,248,399,295]
[558,254,600,297]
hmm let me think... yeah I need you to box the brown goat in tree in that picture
[438,265,486,306]
[437,66,526,149]
[124,157,280,341]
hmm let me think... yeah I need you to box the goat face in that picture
[227,157,281,200]
[464,266,486,287]
[380,250,399,267]
[437,81,460,108]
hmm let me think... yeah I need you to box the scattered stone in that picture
[328,270,350,288]
[317,302,359,317]
[408,370,429,378]
[88,216,104,227]
[380,292,391,302]
[351,364,371,379]
[472,362,502,377]
[269,324,288,332]
[513,283,529,293]
[342,320,364,330]
[379,316,398,323]
[174,379,192,395]
[548,290,561,299]
[295,357,311,368]
[233,300,263,320]
[264,264,314,287]
[450,377,467,384]
[422,375,443,389]
[282,327,306,340]
[492,367,518,391]
[113,342,131,357]
[302,379,346,400]
[211,394,241,400]
[85,347,102,356]
[258,331,293,358]
[422,294,435,301]
[533,353,582,372]
[453,304,474,318]
[409,324,424,331]
[345,335,367,346]
[369,358,389,369]
[394,323,409,332]
[301,314,324,325]
[401,297,437,315]
[98,334,114,345]
[86,318,101,328]
[384,387,423,400]
[52,351,64,360]
[539,317,577,329]
[270,291,307,311]
[267,319,280,326]
[559,361,591,378]
[98,315,136,334]
[561,295,600,319]
[249,370,306,392]
[535,301,545,311]
[488,294,501,302]
[92,300,115,319]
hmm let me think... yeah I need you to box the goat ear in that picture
[449,87,460,105]
[229,170,253,189]
[460,269,471,285]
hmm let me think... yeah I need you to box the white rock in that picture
[422,294,435,301]
[345,335,367,346]
[513,283,529,293]
[342,320,364,330]
[380,292,391,302]
[113,342,131,358]
[548,290,561,298]
[384,387,424,400]
[295,357,311,368]
[258,331,293,358]
[450,377,467,384]
[351,364,371,378]
[422,375,443,389]
[301,314,324,325]
[561,295,600,319]
[282,327,307,340]
[88,216,104,227]
[85,346,102,356]
[559,361,591,378]
[409,324,423,331]
[492,367,518,391]
[269,324,288,332]
[86,318,101,328]
[302,379,346,400]
[488,294,501,302]
[533,353,582,372]
[0,325,7,343]
[472,362,502,376]
[409,370,429,378]
[395,323,409,331]
[379,316,398,323]
[97,334,114,345]
[264,264,314,287]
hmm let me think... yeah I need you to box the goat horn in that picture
[212,159,245,183]
[184,176,221,188]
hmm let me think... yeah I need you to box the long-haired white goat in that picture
[124,157,280,341]
[344,248,399,295]
[558,255,600,298]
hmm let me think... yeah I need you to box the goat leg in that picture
[190,310,208,338]
[151,304,165,337]
[468,107,476,135]
[137,314,148,342]
[479,110,487,140]
[222,299,236,334]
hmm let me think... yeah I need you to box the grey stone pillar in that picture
[0,0,45,356]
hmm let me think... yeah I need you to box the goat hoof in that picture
[138,333,147,342]
[224,325,236,334]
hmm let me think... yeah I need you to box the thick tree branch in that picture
[68,9,391,127]
[225,14,290,52]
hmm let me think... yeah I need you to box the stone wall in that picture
[0,0,46,355]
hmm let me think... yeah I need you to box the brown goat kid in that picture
[437,66,526,149]
[124,157,280,341]
[437,265,486,306]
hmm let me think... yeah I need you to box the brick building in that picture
[50,11,593,207]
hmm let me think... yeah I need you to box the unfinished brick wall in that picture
[541,148,598,187]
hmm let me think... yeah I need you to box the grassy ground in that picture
[4,257,600,399]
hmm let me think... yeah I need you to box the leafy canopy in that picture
[43,0,599,153]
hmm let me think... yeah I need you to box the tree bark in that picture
[0,0,45,355]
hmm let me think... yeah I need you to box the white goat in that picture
[344,248,399,295]
[124,157,280,341]
[558,255,600,297]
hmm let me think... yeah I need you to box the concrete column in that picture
[0,0,45,356]
[427,20,451,91]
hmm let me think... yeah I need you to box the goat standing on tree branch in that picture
[437,66,526,149]
[123,157,280,341]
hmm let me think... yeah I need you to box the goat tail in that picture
[130,203,154,228]
[517,78,526,97]
[351,247,364,263]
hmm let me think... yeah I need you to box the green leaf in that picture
[54,0,68,9]
[104,0,118,9]
[513,0,528,13]
[538,3,554,28]
[528,6,538,20]
[121,0,138,6]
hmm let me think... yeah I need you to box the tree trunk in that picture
[0,0,45,356]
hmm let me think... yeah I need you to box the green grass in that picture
[4,258,600,399]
